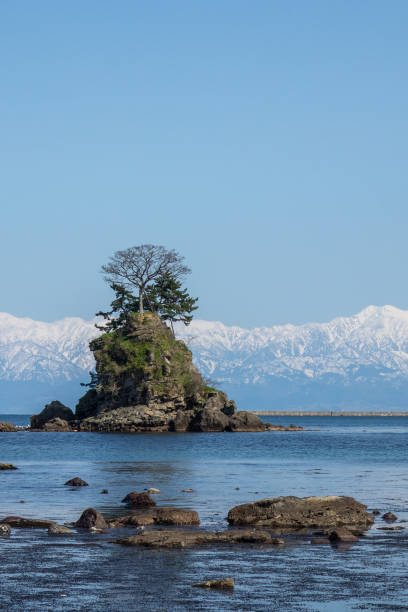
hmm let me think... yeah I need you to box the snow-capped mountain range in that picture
[2,305,408,412]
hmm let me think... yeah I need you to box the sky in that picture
[1,0,408,328]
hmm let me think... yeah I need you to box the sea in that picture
[0,414,407,612]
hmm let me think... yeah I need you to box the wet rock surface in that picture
[329,528,359,543]
[382,511,397,522]
[48,524,73,535]
[227,496,374,530]
[113,528,282,549]
[73,508,107,529]
[0,516,56,528]
[192,577,235,589]
[122,492,156,507]
[0,523,11,535]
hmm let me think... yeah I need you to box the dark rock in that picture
[108,513,156,528]
[189,407,230,432]
[0,422,18,432]
[193,578,235,589]
[382,512,397,522]
[310,538,331,545]
[228,411,266,432]
[227,496,374,529]
[0,463,18,470]
[372,509,380,515]
[48,524,73,535]
[0,524,11,535]
[329,528,359,543]
[42,418,72,432]
[154,508,200,526]
[73,508,107,529]
[113,528,278,549]
[0,516,56,528]
[122,492,156,507]
[30,401,74,429]
[64,477,89,487]
[101,489,109,494]
[172,410,191,432]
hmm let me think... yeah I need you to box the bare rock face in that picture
[43,418,72,432]
[121,492,156,507]
[113,528,280,549]
[73,508,107,529]
[0,463,18,470]
[0,422,18,432]
[154,508,200,526]
[64,477,89,487]
[227,496,374,530]
[30,401,75,430]
[193,578,235,589]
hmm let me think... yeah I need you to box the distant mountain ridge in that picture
[1,306,408,412]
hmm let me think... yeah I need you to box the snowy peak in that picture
[2,306,408,389]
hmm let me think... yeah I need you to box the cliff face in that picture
[75,313,244,432]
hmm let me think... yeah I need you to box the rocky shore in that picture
[28,313,303,434]
[0,490,381,549]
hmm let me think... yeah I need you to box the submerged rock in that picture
[113,528,281,549]
[192,578,235,589]
[0,524,11,535]
[227,496,374,530]
[73,508,107,529]
[0,463,18,470]
[64,477,89,487]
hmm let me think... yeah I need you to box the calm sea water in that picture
[0,414,407,611]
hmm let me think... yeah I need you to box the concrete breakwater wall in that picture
[254,411,408,417]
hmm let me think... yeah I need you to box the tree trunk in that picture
[139,290,144,316]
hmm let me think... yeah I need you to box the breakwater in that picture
[254,411,408,417]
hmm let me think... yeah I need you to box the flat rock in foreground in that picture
[109,507,200,527]
[0,516,56,528]
[193,578,235,589]
[227,496,374,530]
[113,529,282,549]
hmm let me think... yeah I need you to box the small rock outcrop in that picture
[30,401,75,430]
[0,463,18,470]
[42,418,72,432]
[0,422,18,432]
[382,512,397,522]
[73,508,107,529]
[48,524,73,535]
[64,477,89,487]
[193,578,235,589]
[227,496,374,530]
[0,524,11,535]
[108,507,200,528]
[329,528,359,543]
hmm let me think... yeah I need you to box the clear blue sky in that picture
[1,1,407,327]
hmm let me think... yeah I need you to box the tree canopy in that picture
[101,244,190,315]
[99,245,198,332]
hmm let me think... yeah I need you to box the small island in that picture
[30,244,302,434]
